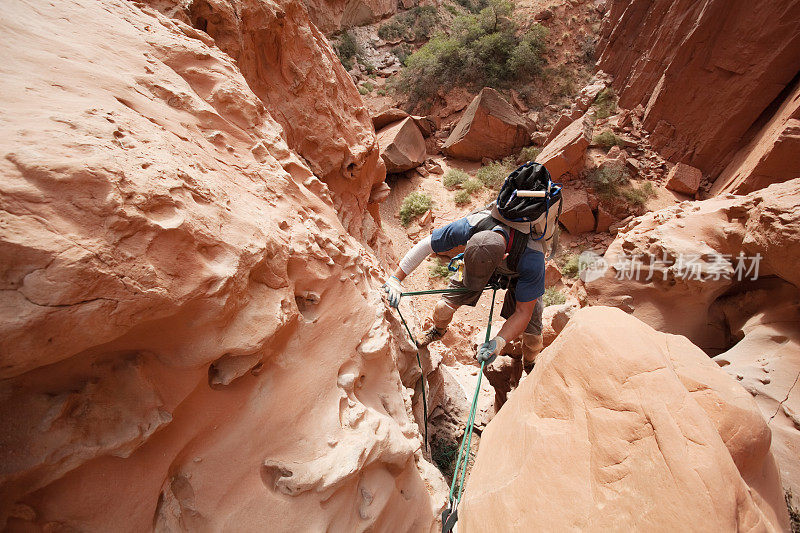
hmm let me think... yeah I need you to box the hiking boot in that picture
[418,326,446,347]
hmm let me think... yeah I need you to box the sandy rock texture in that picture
[460,307,789,531]
[598,0,800,182]
[142,0,388,250]
[442,88,531,161]
[0,0,442,530]
[583,179,800,502]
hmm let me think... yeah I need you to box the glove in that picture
[477,336,506,365]
[382,275,404,308]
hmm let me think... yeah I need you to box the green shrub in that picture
[431,435,460,479]
[587,162,629,198]
[335,31,359,70]
[589,164,656,206]
[378,20,407,41]
[476,157,514,188]
[462,177,483,195]
[443,168,469,189]
[542,286,566,307]
[377,88,387,96]
[594,87,617,119]
[362,81,374,92]
[429,258,452,278]
[621,182,657,206]
[399,192,433,226]
[592,130,623,151]
[393,0,548,103]
[358,86,369,95]
[560,253,579,278]
[454,189,472,205]
[517,145,541,164]
[392,44,412,64]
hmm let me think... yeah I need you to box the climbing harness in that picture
[390,284,499,533]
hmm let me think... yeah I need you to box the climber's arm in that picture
[392,235,434,282]
[496,299,536,344]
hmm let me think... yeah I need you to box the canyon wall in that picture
[0,0,441,529]
[144,0,391,258]
[598,0,800,188]
[301,0,400,34]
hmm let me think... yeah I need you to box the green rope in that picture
[448,287,498,505]
[391,284,499,453]
[395,305,429,451]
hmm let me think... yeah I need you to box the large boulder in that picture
[376,117,427,173]
[583,178,800,501]
[460,307,789,531]
[559,188,596,234]
[665,162,702,195]
[598,0,800,179]
[535,113,592,181]
[442,88,531,161]
[0,1,442,530]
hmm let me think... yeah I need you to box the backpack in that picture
[495,162,562,256]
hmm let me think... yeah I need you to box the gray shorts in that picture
[441,278,543,335]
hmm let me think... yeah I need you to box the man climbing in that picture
[384,162,560,373]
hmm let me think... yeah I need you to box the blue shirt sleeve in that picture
[430,218,472,253]
[515,248,545,302]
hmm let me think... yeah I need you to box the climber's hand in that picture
[477,336,506,365]
[382,275,404,308]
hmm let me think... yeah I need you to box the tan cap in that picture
[463,230,506,290]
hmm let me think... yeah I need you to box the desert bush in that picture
[786,490,800,532]
[621,181,656,206]
[393,0,547,103]
[443,168,469,189]
[463,177,483,195]
[592,129,623,151]
[542,286,566,307]
[594,87,617,119]
[560,253,580,278]
[429,258,452,278]
[454,189,472,205]
[335,31,359,70]
[587,161,629,197]
[399,192,433,226]
[589,164,656,206]
[392,44,412,64]
[517,145,541,163]
[476,157,515,188]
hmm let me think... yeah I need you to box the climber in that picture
[384,162,561,372]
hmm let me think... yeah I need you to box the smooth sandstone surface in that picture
[0,0,441,530]
[584,179,800,502]
[461,307,789,531]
